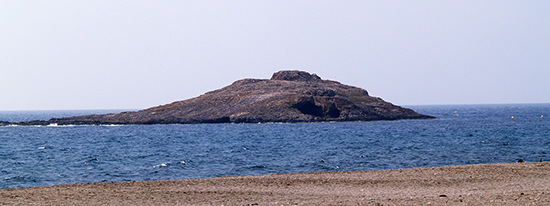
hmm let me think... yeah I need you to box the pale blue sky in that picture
[1,1,549,110]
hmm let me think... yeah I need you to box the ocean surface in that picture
[1,104,549,189]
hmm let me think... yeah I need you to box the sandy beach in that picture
[1,162,549,205]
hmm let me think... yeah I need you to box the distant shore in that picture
[1,162,549,205]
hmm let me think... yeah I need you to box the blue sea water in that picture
[1,104,549,189]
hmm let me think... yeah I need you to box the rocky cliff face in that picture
[13,71,434,125]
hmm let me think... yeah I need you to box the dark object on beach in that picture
[518,159,524,163]
[14,70,435,125]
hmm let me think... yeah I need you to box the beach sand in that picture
[1,162,549,205]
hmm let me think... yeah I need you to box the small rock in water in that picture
[517,159,524,163]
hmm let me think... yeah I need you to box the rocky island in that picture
[9,71,434,126]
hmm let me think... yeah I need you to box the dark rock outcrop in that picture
[271,70,322,82]
[15,70,434,125]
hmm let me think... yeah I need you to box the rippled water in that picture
[1,104,549,189]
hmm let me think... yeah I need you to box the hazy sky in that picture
[2,1,549,110]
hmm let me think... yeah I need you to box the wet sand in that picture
[1,162,549,205]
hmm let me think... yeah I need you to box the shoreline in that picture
[1,162,549,205]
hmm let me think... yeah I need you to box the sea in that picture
[1,104,549,189]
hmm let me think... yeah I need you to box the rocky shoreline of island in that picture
[2,71,434,126]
